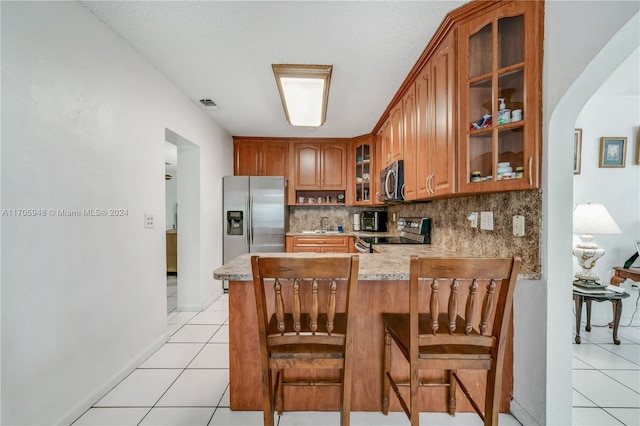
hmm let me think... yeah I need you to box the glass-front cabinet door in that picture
[457,1,542,194]
[352,135,373,205]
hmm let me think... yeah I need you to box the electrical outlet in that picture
[468,212,478,228]
[144,213,155,229]
[513,215,525,236]
[480,211,494,231]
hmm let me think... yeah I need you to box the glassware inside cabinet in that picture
[497,128,525,181]
[469,78,493,131]
[469,133,493,182]
[355,144,371,202]
[497,69,524,125]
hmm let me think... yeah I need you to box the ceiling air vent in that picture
[199,98,218,109]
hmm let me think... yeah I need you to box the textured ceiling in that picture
[81,1,638,140]
[81,0,466,138]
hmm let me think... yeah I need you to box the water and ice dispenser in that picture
[226,211,244,235]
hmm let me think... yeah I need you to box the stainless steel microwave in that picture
[379,160,404,203]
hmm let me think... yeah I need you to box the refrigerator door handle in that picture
[249,196,254,245]
[245,195,250,248]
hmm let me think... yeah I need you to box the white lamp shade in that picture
[573,203,621,235]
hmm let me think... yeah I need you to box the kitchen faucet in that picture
[320,216,329,232]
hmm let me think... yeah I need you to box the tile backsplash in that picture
[289,189,541,277]
[387,189,541,276]
[289,205,378,232]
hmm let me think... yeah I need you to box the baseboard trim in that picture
[55,331,169,426]
[510,398,541,426]
[178,288,224,312]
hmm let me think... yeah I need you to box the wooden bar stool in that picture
[382,256,521,426]
[251,255,360,426]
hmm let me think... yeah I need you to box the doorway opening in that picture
[165,128,201,315]
[165,141,178,314]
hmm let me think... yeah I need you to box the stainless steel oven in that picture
[354,217,431,252]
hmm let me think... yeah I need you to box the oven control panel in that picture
[397,217,429,235]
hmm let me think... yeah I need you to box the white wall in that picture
[574,94,640,323]
[510,2,640,425]
[1,2,233,425]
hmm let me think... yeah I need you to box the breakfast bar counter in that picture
[213,249,515,414]
[214,247,463,281]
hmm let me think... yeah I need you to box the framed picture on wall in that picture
[574,129,582,174]
[599,137,627,168]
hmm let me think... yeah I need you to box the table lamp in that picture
[573,203,622,282]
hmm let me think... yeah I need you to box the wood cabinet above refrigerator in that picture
[233,138,288,177]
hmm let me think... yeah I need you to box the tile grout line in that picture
[133,306,228,425]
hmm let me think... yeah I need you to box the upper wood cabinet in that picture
[389,102,404,164]
[402,87,418,201]
[377,102,403,169]
[351,135,374,205]
[456,0,542,193]
[377,120,389,170]
[372,0,542,202]
[234,139,289,177]
[415,31,456,199]
[293,141,347,190]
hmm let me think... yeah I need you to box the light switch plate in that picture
[513,215,525,236]
[480,211,494,231]
[144,213,155,229]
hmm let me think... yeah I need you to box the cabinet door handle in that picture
[429,174,435,194]
[528,156,533,186]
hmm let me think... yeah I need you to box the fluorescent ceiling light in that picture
[272,64,332,127]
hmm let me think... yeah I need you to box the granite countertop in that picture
[286,231,396,237]
[214,243,539,281]
[215,245,465,281]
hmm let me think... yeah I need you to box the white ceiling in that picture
[81,0,466,139]
[82,1,638,142]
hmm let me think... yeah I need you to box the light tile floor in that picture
[71,291,640,425]
[167,275,177,315]
[572,296,640,426]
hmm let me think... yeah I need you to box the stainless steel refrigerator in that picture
[222,176,288,289]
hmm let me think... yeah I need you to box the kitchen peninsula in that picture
[214,248,517,414]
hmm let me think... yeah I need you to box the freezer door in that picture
[249,176,286,253]
[222,176,249,262]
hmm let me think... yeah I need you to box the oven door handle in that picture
[354,241,371,253]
